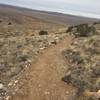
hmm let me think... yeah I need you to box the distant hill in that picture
[0,4,99,34]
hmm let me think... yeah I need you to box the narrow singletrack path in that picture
[11,35,76,100]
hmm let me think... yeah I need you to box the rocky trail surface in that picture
[10,35,76,100]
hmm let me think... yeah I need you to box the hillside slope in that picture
[10,23,100,100]
[0,4,99,34]
[0,4,100,100]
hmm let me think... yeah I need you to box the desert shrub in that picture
[62,28,100,99]
[76,24,90,36]
[17,55,28,62]
[93,21,100,25]
[63,50,84,65]
[93,22,98,25]
[86,47,100,55]
[66,24,96,37]
[0,20,2,23]
[66,26,73,32]
[73,24,96,37]
[89,26,96,35]
[93,40,100,47]
[39,30,48,35]
[62,66,87,92]
[62,65,100,93]
[8,22,12,25]
[92,62,100,77]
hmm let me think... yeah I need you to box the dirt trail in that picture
[11,35,76,100]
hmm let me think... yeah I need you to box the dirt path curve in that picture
[11,35,76,100]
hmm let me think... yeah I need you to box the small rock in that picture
[0,83,4,89]
[5,96,10,100]
[44,91,50,95]
[39,47,46,50]
[66,91,69,94]
[15,80,18,84]
[96,90,100,98]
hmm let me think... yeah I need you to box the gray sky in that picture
[0,0,100,19]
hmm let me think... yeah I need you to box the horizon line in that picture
[0,3,100,20]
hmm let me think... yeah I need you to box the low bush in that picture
[66,26,73,32]
[39,30,48,35]
[69,24,96,37]
[8,22,12,25]
[0,20,2,23]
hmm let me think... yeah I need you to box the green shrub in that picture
[77,24,90,36]
[89,26,96,35]
[73,24,96,37]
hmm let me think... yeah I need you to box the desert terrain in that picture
[0,4,100,100]
[0,4,99,34]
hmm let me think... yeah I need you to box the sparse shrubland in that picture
[63,22,100,100]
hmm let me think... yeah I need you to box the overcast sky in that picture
[0,0,100,19]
